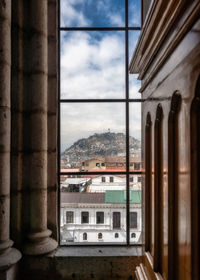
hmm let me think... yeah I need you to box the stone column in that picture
[47,0,58,240]
[23,0,58,255]
[0,0,21,270]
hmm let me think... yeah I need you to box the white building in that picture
[61,177,91,192]
[60,191,142,244]
[88,175,141,192]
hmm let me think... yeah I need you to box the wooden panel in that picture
[190,76,200,280]
[153,104,163,273]
[168,92,182,280]
[145,113,152,253]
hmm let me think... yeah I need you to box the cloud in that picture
[61,31,125,99]
[59,1,141,151]
[60,0,90,27]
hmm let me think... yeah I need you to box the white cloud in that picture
[60,31,125,99]
[59,4,141,151]
[60,0,90,27]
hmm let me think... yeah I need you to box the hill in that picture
[61,132,141,167]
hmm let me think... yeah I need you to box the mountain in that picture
[61,132,141,167]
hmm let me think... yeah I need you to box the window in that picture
[98,233,103,240]
[138,176,142,183]
[81,212,89,224]
[134,163,140,170]
[131,233,136,238]
[66,211,74,223]
[83,232,87,241]
[101,177,106,183]
[113,212,121,229]
[96,212,104,224]
[59,0,142,245]
[115,233,119,238]
[130,177,133,182]
[130,212,137,228]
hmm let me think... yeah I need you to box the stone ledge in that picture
[53,245,142,258]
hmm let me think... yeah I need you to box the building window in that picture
[138,176,142,183]
[98,233,103,239]
[83,232,87,241]
[130,212,137,228]
[59,0,142,245]
[66,211,74,223]
[134,163,140,170]
[81,212,89,224]
[115,233,119,238]
[101,177,106,183]
[113,212,121,229]
[130,177,133,182]
[96,212,104,224]
[110,177,114,183]
[131,233,136,238]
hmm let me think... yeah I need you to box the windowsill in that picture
[53,245,142,257]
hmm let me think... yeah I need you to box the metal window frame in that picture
[58,0,142,246]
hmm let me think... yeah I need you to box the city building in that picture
[60,191,142,244]
[81,158,106,171]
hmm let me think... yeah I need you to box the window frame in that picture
[96,212,104,224]
[81,211,89,224]
[58,0,142,246]
[113,212,121,229]
[130,212,137,229]
[66,211,74,224]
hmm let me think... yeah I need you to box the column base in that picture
[23,230,58,255]
[0,247,22,271]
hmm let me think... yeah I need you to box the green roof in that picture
[105,190,141,204]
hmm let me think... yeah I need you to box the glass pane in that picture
[129,74,141,99]
[129,182,142,244]
[60,175,127,244]
[61,31,125,99]
[129,102,141,159]
[60,0,125,27]
[129,102,142,245]
[129,31,140,63]
[129,0,141,27]
[60,103,126,171]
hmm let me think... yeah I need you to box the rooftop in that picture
[61,190,142,204]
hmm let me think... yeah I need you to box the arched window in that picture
[145,112,152,252]
[131,233,136,238]
[154,104,163,273]
[83,232,87,241]
[168,91,181,280]
[98,233,103,239]
[115,233,119,238]
[190,75,200,279]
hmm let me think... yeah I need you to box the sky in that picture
[60,0,141,152]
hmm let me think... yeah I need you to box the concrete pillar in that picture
[23,0,57,255]
[0,0,21,270]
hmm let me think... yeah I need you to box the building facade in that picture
[60,191,142,244]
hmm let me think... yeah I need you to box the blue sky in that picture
[60,0,141,27]
[60,0,141,151]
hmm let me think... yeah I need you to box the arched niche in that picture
[145,112,152,252]
[154,104,163,273]
[168,91,182,280]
